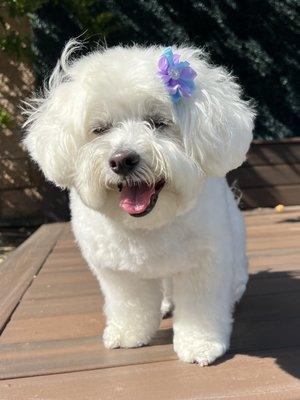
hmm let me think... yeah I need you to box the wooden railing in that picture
[227,138,300,209]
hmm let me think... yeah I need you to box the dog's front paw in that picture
[103,324,152,349]
[174,334,228,366]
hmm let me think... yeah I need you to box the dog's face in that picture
[24,41,255,229]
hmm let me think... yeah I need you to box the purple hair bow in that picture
[158,47,197,103]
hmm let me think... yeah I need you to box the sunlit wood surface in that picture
[1,206,300,399]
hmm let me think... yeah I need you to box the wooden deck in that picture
[0,207,300,399]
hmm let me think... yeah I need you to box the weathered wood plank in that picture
[228,164,300,188]
[22,281,100,300]
[1,315,300,379]
[248,247,300,259]
[10,295,102,320]
[246,271,300,295]
[6,272,299,322]
[0,223,64,331]
[1,350,300,400]
[248,253,300,278]
[0,337,175,379]
[33,269,96,285]
[244,207,300,225]
[247,235,300,252]
[5,270,299,323]
[0,206,300,392]
[245,140,300,166]
[0,312,104,344]
[243,205,300,216]
[240,185,300,209]
[1,290,300,376]
[246,225,300,238]
[236,291,300,321]
[226,140,300,207]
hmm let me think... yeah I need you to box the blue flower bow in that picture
[157,47,197,103]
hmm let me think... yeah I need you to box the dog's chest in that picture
[77,220,209,279]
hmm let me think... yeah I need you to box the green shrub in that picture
[0,107,12,128]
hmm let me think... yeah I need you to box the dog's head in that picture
[24,40,255,229]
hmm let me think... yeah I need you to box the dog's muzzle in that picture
[108,150,165,218]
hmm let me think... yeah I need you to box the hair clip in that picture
[158,47,197,103]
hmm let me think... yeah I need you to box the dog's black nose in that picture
[109,150,140,175]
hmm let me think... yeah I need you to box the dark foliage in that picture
[29,0,300,139]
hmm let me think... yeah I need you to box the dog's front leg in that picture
[99,269,162,349]
[173,266,233,366]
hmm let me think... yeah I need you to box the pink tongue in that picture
[120,183,155,214]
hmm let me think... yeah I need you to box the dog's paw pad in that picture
[103,325,151,349]
[174,336,227,366]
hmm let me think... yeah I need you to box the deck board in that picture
[0,223,65,331]
[1,352,300,400]
[0,207,300,399]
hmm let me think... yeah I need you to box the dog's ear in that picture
[177,57,255,177]
[23,40,86,188]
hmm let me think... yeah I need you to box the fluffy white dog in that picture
[24,40,255,366]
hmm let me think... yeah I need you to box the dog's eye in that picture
[146,118,168,130]
[92,126,110,135]
[92,125,111,136]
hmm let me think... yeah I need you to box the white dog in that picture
[23,40,255,366]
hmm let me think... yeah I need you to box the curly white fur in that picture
[23,40,255,365]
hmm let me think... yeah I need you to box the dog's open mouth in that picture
[118,180,165,217]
